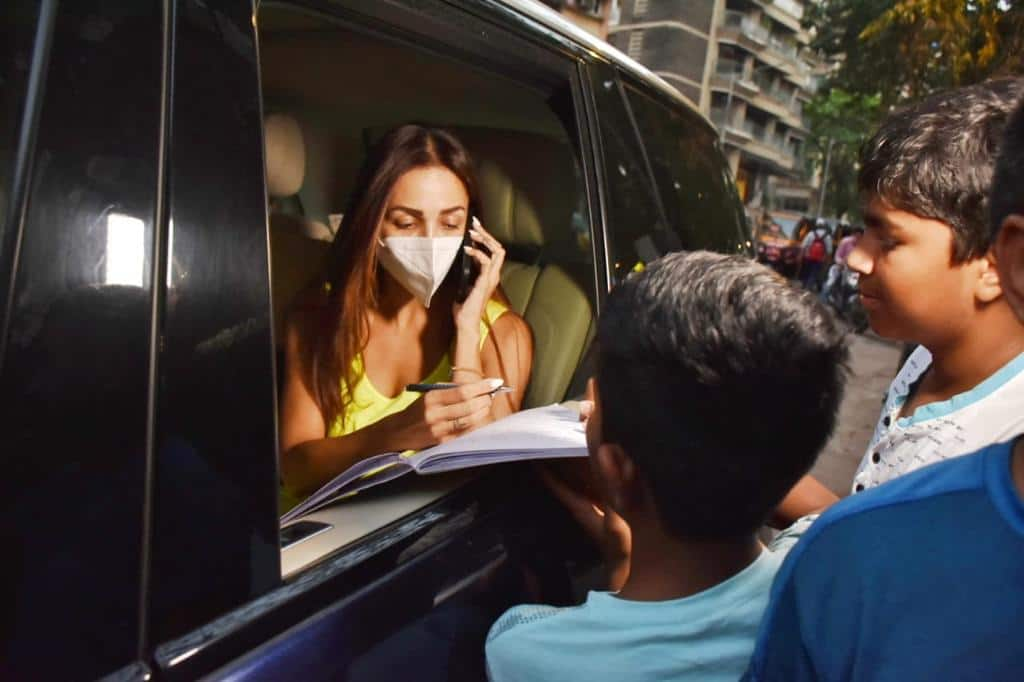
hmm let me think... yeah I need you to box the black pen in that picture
[406,382,514,394]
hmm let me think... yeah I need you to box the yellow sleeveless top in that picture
[328,298,508,437]
[280,299,508,512]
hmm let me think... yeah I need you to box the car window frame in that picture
[153,1,609,676]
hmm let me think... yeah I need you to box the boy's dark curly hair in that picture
[596,252,848,541]
[991,97,1024,238]
[859,78,1024,262]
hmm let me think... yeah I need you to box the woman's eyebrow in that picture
[387,206,466,216]
[387,205,423,217]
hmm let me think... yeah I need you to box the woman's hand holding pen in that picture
[375,378,503,451]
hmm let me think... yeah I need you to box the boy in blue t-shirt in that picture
[777,79,1024,522]
[743,93,1024,682]
[485,252,848,682]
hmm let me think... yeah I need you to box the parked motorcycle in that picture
[824,265,869,333]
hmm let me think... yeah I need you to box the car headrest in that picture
[272,212,334,242]
[455,128,575,250]
[264,113,305,199]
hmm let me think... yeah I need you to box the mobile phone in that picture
[456,212,489,303]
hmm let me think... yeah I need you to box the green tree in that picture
[801,0,1022,220]
[807,0,1023,107]
[803,89,882,220]
[861,0,1020,101]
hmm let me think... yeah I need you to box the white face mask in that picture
[376,235,463,308]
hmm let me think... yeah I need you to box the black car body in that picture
[0,1,750,679]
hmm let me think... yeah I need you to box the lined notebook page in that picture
[407,404,587,470]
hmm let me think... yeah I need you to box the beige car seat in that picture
[456,128,593,408]
[264,113,332,342]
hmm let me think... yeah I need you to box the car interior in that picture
[259,4,597,577]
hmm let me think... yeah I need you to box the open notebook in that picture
[281,403,587,524]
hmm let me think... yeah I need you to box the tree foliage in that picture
[807,0,1023,107]
[801,0,1022,219]
[803,89,881,220]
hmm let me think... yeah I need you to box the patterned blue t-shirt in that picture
[745,439,1024,682]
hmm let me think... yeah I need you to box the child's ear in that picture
[593,443,638,514]
[975,248,1004,304]
[995,214,1024,317]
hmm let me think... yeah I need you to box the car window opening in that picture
[258,4,595,579]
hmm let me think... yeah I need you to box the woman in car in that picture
[279,124,533,502]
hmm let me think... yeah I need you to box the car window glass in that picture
[623,82,749,256]
[0,3,163,678]
[258,4,596,578]
[586,64,666,284]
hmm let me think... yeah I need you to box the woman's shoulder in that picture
[484,298,510,325]
[483,299,530,343]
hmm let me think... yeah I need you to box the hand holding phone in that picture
[456,214,491,303]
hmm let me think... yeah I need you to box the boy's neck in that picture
[616,521,762,602]
[922,308,1024,397]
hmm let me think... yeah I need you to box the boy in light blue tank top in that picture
[485,252,849,682]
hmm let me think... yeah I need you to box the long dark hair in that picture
[311,124,481,429]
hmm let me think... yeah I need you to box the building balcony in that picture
[753,0,805,35]
[743,135,796,172]
[710,109,753,142]
[768,34,798,60]
[723,10,770,44]
[719,14,809,80]
[711,114,798,172]
[709,74,808,132]
[772,0,805,21]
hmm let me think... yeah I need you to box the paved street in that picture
[808,332,905,496]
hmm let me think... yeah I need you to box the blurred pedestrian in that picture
[819,225,863,302]
[798,218,832,290]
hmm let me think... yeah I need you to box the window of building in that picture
[568,0,604,17]
[716,44,745,76]
[627,30,644,59]
[634,0,649,17]
[781,196,810,213]
[790,137,804,161]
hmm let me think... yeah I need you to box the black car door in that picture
[0,1,165,679]
[1,1,613,679]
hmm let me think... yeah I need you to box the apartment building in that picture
[609,0,819,213]
[607,1,720,111]
[536,0,615,39]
